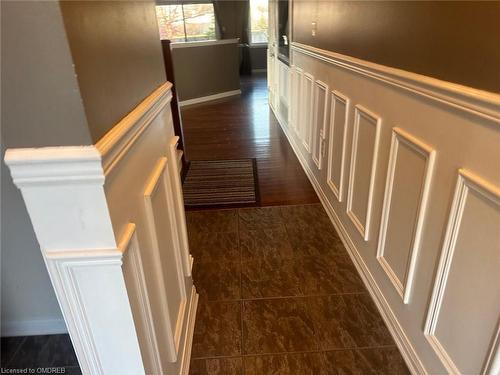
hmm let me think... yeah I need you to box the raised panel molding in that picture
[327,91,350,202]
[293,67,303,137]
[301,72,315,152]
[346,105,382,241]
[167,137,193,277]
[312,80,329,170]
[376,127,436,304]
[120,223,162,375]
[424,169,500,374]
[144,157,187,363]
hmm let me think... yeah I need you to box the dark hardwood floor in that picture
[181,73,319,207]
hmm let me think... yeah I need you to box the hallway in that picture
[184,76,409,374]
[181,74,318,206]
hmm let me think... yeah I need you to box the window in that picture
[250,0,268,44]
[156,3,216,42]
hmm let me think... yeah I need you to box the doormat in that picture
[183,159,259,208]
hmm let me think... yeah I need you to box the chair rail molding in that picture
[291,42,500,125]
[4,146,145,375]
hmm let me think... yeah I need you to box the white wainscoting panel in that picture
[346,105,382,241]
[144,157,187,363]
[97,81,198,375]
[326,91,350,202]
[273,42,500,373]
[5,147,146,375]
[312,80,329,170]
[294,67,304,137]
[120,223,162,375]
[167,137,193,277]
[424,169,500,375]
[301,72,314,152]
[278,60,290,125]
[6,81,198,375]
[376,127,436,304]
[290,65,299,133]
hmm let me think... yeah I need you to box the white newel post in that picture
[4,146,145,375]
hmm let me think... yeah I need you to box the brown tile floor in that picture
[187,204,410,374]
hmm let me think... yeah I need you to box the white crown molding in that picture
[96,82,173,175]
[291,42,500,125]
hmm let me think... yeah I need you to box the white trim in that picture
[167,137,192,277]
[119,223,163,375]
[4,146,103,187]
[302,72,314,152]
[346,105,382,241]
[179,287,199,375]
[326,90,350,202]
[4,146,145,375]
[291,42,500,125]
[178,90,241,107]
[143,157,187,363]
[96,82,173,175]
[312,80,329,170]
[376,127,436,304]
[424,169,500,374]
[271,105,427,375]
[293,67,304,138]
[483,325,500,375]
[1,318,67,337]
[171,38,239,49]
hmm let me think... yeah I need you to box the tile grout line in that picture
[190,344,400,361]
[237,209,245,375]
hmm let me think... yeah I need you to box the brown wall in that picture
[172,42,240,101]
[293,1,500,94]
[60,0,167,142]
[250,46,268,71]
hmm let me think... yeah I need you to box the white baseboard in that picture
[272,105,426,375]
[1,318,67,337]
[178,90,241,107]
[252,69,267,73]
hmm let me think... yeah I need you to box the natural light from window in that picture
[250,0,268,44]
[156,3,216,42]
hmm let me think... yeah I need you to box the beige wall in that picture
[1,0,92,336]
[172,42,240,101]
[60,0,167,142]
[293,1,500,93]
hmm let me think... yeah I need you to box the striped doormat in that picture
[183,159,259,208]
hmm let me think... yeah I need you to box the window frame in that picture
[156,2,217,43]
[249,0,269,46]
